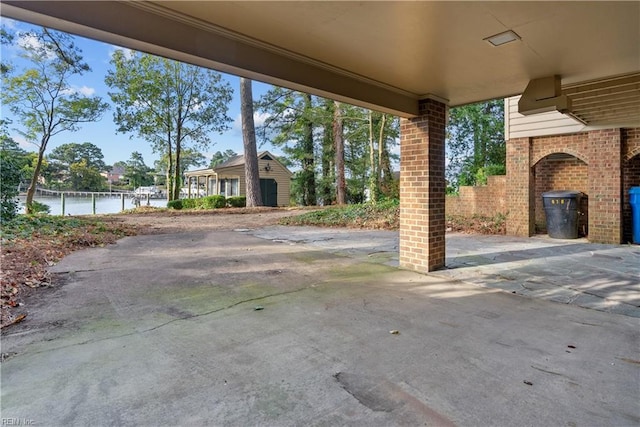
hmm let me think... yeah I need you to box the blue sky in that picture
[1,17,278,169]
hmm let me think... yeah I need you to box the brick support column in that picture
[588,129,622,244]
[506,137,534,236]
[399,99,446,272]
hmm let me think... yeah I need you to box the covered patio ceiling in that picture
[2,1,639,125]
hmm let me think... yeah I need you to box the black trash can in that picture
[542,190,582,239]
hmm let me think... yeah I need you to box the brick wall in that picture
[446,175,506,217]
[399,99,446,272]
[531,133,589,166]
[622,128,640,243]
[506,137,534,236]
[588,129,623,243]
[533,156,589,235]
[504,127,640,244]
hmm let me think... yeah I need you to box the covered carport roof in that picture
[2,1,639,125]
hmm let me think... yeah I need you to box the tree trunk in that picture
[368,111,377,203]
[166,139,173,202]
[173,138,181,201]
[333,100,346,205]
[319,100,334,205]
[25,141,48,214]
[377,113,387,186]
[301,93,317,206]
[241,77,262,207]
[172,112,183,201]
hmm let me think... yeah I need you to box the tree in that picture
[1,27,108,213]
[106,51,233,201]
[47,142,107,190]
[333,101,346,205]
[156,148,206,178]
[0,125,29,221]
[124,152,153,189]
[256,88,317,205]
[68,159,106,191]
[446,99,504,191]
[1,26,14,75]
[256,86,400,205]
[340,106,399,203]
[48,142,106,172]
[318,99,335,205]
[240,78,262,207]
[210,149,237,168]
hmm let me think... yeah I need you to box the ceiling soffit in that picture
[1,1,639,125]
[563,73,640,127]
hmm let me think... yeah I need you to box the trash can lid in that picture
[542,190,581,198]
[630,186,640,194]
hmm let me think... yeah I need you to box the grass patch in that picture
[279,200,506,235]
[279,199,399,230]
[1,215,134,242]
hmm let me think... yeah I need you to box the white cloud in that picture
[16,32,58,61]
[17,33,41,50]
[59,85,96,97]
[253,111,270,127]
[77,85,95,96]
[13,135,35,150]
[108,46,134,60]
[232,111,271,133]
[0,17,18,30]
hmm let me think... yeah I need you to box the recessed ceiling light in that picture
[484,30,521,47]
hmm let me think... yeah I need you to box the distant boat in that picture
[133,186,163,197]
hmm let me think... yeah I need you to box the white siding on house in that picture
[505,96,587,140]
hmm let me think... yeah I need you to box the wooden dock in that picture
[33,188,134,198]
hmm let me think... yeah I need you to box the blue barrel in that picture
[630,187,640,244]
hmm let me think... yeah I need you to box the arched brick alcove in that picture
[507,128,640,243]
[532,154,589,235]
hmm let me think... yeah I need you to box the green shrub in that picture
[174,196,226,210]
[226,196,246,208]
[167,200,183,210]
[181,198,197,209]
[200,195,226,209]
[0,155,21,222]
[30,201,51,215]
[279,199,399,229]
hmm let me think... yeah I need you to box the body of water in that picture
[19,195,168,216]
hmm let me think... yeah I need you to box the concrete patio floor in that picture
[253,227,640,318]
[1,227,639,426]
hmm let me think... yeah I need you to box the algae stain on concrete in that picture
[289,250,340,264]
[147,283,235,311]
[329,262,396,281]
[289,252,320,264]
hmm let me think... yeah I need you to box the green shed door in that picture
[260,179,278,207]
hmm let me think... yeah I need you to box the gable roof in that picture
[214,151,291,175]
[214,154,245,169]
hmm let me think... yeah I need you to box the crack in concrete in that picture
[531,364,577,382]
[6,283,320,359]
